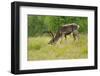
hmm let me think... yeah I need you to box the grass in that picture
[28,34,88,61]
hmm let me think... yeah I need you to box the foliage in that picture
[28,15,88,37]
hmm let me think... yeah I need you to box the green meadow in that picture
[28,34,88,61]
[28,15,88,61]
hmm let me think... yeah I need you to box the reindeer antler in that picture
[43,31,54,39]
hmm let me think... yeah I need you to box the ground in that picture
[28,34,88,61]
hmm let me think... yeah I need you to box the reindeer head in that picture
[48,31,62,44]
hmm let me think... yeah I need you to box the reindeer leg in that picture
[77,32,80,40]
[60,34,64,44]
[73,30,80,40]
[73,33,76,41]
[64,34,67,40]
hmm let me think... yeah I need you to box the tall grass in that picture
[28,34,88,61]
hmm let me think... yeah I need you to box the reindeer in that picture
[45,23,80,44]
